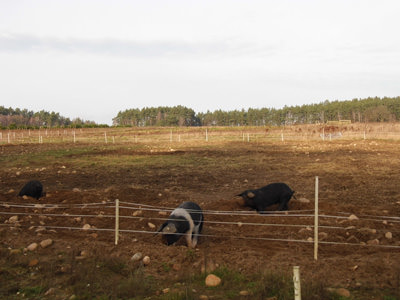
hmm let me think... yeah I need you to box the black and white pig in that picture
[236,183,295,213]
[18,180,45,200]
[156,201,203,248]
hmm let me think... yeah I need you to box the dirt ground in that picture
[1,133,400,298]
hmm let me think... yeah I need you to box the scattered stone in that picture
[350,265,359,271]
[307,237,313,242]
[72,188,81,192]
[132,210,142,216]
[82,224,91,230]
[8,216,19,223]
[385,232,393,239]
[143,256,151,265]
[318,232,328,240]
[40,239,53,248]
[27,242,38,251]
[359,227,376,234]
[298,197,310,203]
[131,252,143,262]
[205,274,221,287]
[199,295,209,300]
[162,288,170,294]
[348,214,359,221]
[9,249,21,255]
[367,239,379,245]
[238,222,243,227]
[336,288,351,297]
[45,288,56,296]
[239,290,250,296]
[158,211,167,216]
[148,222,156,229]
[28,259,39,267]
[383,220,388,225]
[7,189,15,194]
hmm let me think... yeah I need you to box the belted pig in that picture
[236,183,295,213]
[156,201,203,248]
[18,180,45,200]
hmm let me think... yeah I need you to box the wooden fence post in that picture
[314,176,319,261]
[293,266,301,300]
[115,199,119,245]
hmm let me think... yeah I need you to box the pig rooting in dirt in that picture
[156,201,203,248]
[18,180,45,200]
[236,183,295,213]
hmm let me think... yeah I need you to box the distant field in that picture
[1,124,400,299]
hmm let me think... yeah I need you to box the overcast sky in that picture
[1,0,399,125]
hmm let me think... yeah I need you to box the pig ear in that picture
[162,223,177,234]
[155,222,168,235]
[246,191,255,198]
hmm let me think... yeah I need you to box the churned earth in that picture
[1,130,400,299]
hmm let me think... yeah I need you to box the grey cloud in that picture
[0,33,276,58]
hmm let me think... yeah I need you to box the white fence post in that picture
[314,176,319,261]
[205,128,208,141]
[293,266,301,300]
[115,199,119,245]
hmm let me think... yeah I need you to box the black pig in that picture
[236,183,295,213]
[18,180,45,200]
[156,201,203,248]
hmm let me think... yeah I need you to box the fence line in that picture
[2,201,399,224]
[1,222,400,250]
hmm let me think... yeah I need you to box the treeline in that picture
[114,97,400,127]
[2,96,400,129]
[0,107,102,129]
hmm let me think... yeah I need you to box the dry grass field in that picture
[1,123,400,299]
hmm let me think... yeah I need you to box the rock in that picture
[40,239,53,248]
[199,296,209,300]
[28,259,39,267]
[82,224,91,230]
[238,222,243,227]
[9,249,21,255]
[385,232,393,239]
[158,211,167,216]
[348,214,359,221]
[131,252,143,262]
[148,222,156,229]
[336,288,351,297]
[205,274,221,287]
[8,216,19,223]
[132,210,142,216]
[45,288,56,296]
[239,290,250,296]
[307,237,313,242]
[367,239,379,245]
[143,256,150,265]
[27,242,38,251]
[7,189,15,194]
[318,232,328,240]
[298,197,310,203]
[162,288,170,294]
[72,188,81,192]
